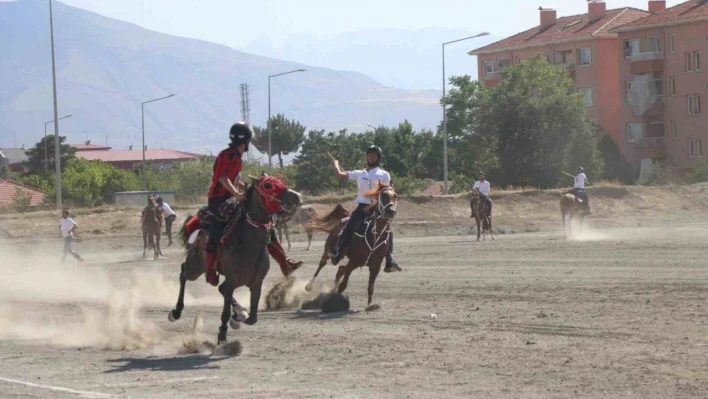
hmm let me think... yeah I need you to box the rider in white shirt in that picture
[569,167,590,214]
[58,209,84,264]
[155,196,177,246]
[330,145,401,273]
[472,173,493,216]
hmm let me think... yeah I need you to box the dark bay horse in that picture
[469,188,495,242]
[560,192,585,239]
[168,175,302,344]
[142,196,163,259]
[304,184,397,306]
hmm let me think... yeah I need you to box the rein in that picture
[356,188,395,268]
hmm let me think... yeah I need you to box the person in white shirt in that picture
[329,145,401,273]
[472,173,493,216]
[58,209,84,264]
[569,167,590,214]
[155,196,177,246]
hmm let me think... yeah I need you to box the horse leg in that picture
[244,282,262,326]
[488,215,496,241]
[217,279,234,345]
[367,265,381,306]
[306,228,313,251]
[562,212,567,239]
[337,264,354,294]
[156,231,162,258]
[143,231,148,258]
[169,262,188,322]
[305,252,329,292]
[476,216,481,242]
[283,223,291,251]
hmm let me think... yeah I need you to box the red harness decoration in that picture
[255,176,289,214]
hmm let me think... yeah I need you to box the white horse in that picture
[275,205,316,250]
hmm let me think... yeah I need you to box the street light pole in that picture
[268,68,306,167]
[366,124,376,130]
[442,32,489,195]
[141,94,175,190]
[44,114,71,172]
[48,0,65,208]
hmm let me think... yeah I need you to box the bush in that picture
[391,175,435,196]
[685,158,708,184]
[637,160,673,186]
[11,187,32,212]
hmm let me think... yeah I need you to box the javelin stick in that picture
[563,171,592,186]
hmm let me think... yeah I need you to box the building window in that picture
[669,34,675,54]
[515,56,521,65]
[578,48,592,66]
[686,52,693,72]
[625,81,632,101]
[483,59,508,78]
[670,77,676,97]
[696,94,702,115]
[689,138,695,158]
[624,39,639,58]
[578,88,593,106]
[653,78,664,102]
[671,120,677,140]
[626,123,642,143]
[688,95,694,115]
[699,139,704,157]
[695,51,701,71]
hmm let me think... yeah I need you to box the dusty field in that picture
[1,185,708,398]
[1,220,708,398]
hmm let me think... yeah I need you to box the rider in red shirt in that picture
[205,122,303,286]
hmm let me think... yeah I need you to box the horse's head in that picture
[469,189,481,204]
[146,195,155,209]
[249,175,302,216]
[365,183,398,220]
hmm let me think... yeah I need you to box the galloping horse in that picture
[168,175,302,344]
[469,188,495,241]
[305,184,397,306]
[560,192,585,238]
[275,205,316,251]
[142,196,163,259]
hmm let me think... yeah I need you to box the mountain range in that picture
[0,0,493,156]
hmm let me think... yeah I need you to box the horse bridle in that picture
[377,188,396,218]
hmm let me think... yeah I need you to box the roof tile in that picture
[0,179,46,207]
[613,0,708,31]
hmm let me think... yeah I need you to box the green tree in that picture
[23,135,76,174]
[11,186,32,212]
[685,157,708,184]
[597,132,636,184]
[252,114,306,167]
[477,57,598,188]
[0,163,15,180]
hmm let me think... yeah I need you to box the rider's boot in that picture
[384,256,402,273]
[205,252,219,286]
[331,239,346,266]
[267,240,303,277]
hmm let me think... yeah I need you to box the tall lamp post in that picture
[268,68,306,167]
[48,0,66,207]
[442,32,489,195]
[141,94,175,190]
[44,114,71,172]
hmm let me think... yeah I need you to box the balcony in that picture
[630,51,664,74]
[644,101,665,118]
[554,62,575,78]
[482,71,501,87]
[635,136,666,158]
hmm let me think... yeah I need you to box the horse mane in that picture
[363,183,392,199]
[306,204,350,233]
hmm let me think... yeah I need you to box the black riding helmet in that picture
[155,196,163,203]
[366,145,383,166]
[577,167,584,174]
[229,122,253,151]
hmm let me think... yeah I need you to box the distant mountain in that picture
[241,29,501,91]
[0,0,445,155]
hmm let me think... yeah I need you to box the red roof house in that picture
[0,179,46,207]
[75,148,201,170]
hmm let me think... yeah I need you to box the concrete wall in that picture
[113,191,176,206]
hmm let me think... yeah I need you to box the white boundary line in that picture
[0,376,113,398]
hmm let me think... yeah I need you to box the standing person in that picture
[472,173,492,216]
[155,196,176,246]
[569,167,590,214]
[59,209,84,264]
[329,145,401,273]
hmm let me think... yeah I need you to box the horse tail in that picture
[179,214,198,248]
[306,204,350,233]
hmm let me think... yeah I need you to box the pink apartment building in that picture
[612,0,708,175]
[470,0,708,176]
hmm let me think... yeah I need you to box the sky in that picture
[57,0,683,50]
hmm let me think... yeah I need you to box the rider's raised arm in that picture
[330,154,349,179]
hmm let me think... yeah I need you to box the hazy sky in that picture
[59,0,683,50]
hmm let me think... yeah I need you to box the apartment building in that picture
[470,0,708,175]
[612,0,708,174]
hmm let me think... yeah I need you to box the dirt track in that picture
[1,219,708,398]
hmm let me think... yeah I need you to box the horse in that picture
[168,175,302,345]
[275,205,317,251]
[304,184,397,307]
[560,192,585,239]
[469,189,495,242]
[142,196,163,259]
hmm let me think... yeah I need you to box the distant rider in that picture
[472,173,492,217]
[569,167,590,214]
[155,196,176,246]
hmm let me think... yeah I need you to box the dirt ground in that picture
[1,185,708,398]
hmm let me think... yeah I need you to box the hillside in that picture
[0,0,440,153]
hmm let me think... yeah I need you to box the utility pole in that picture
[49,0,63,208]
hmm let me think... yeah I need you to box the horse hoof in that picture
[217,339,227,346]
[229,318,241,330]
[168,310,179,322]
[304,281,314,292]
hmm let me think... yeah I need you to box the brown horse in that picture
[560,192,585,238]
[304,184,397,307]
[469,189,495,241]
[275,205,316,251]
[142,196,163,259]
[168,175,302,345]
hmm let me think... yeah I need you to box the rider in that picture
[569,167,590,214]
[472,173,492,216]
[330,145,401,273]
[205,122,303,287]
[155,196,176,246]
